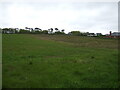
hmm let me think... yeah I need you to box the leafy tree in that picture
[25,27,28,29]
[2,28,9,33]
[25,27,32,32]
[54,31,65,35]
[11,28,17,33]
[19,29,30,34]
[2,28,16,34]
[50,28,53,33]
[55,28,59,32]
[34,28,42,33]
[34,31,40,34]
[61,29,65,33]
[70,31,81,36]
[110,31,112,36]
[35,27,40,30]
[42,30,48,34]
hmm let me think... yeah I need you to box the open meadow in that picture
[2,34,118,88]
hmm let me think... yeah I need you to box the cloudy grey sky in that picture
[0,0,118,34]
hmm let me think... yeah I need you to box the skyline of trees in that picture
[0,27,106,37]
[1,27,65,34]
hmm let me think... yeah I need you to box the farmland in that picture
[2,34,118,88]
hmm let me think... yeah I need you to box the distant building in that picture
[111,32,120,36]
[87,33,95,36]
[68,32,72,35]
[105,31,120,38]
[95,33,102,36]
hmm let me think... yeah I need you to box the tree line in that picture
[0,27,103,36]
[1,27,65,35]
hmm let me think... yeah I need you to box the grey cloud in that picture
[0,1,118,34]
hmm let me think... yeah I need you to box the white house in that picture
[111,32,120,36]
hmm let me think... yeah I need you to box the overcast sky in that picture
[0,0,118,34]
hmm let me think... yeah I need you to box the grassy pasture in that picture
[2,34,118,88]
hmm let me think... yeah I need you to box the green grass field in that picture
[2,34,118,88]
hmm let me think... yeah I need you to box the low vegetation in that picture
[3,34,118,88]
